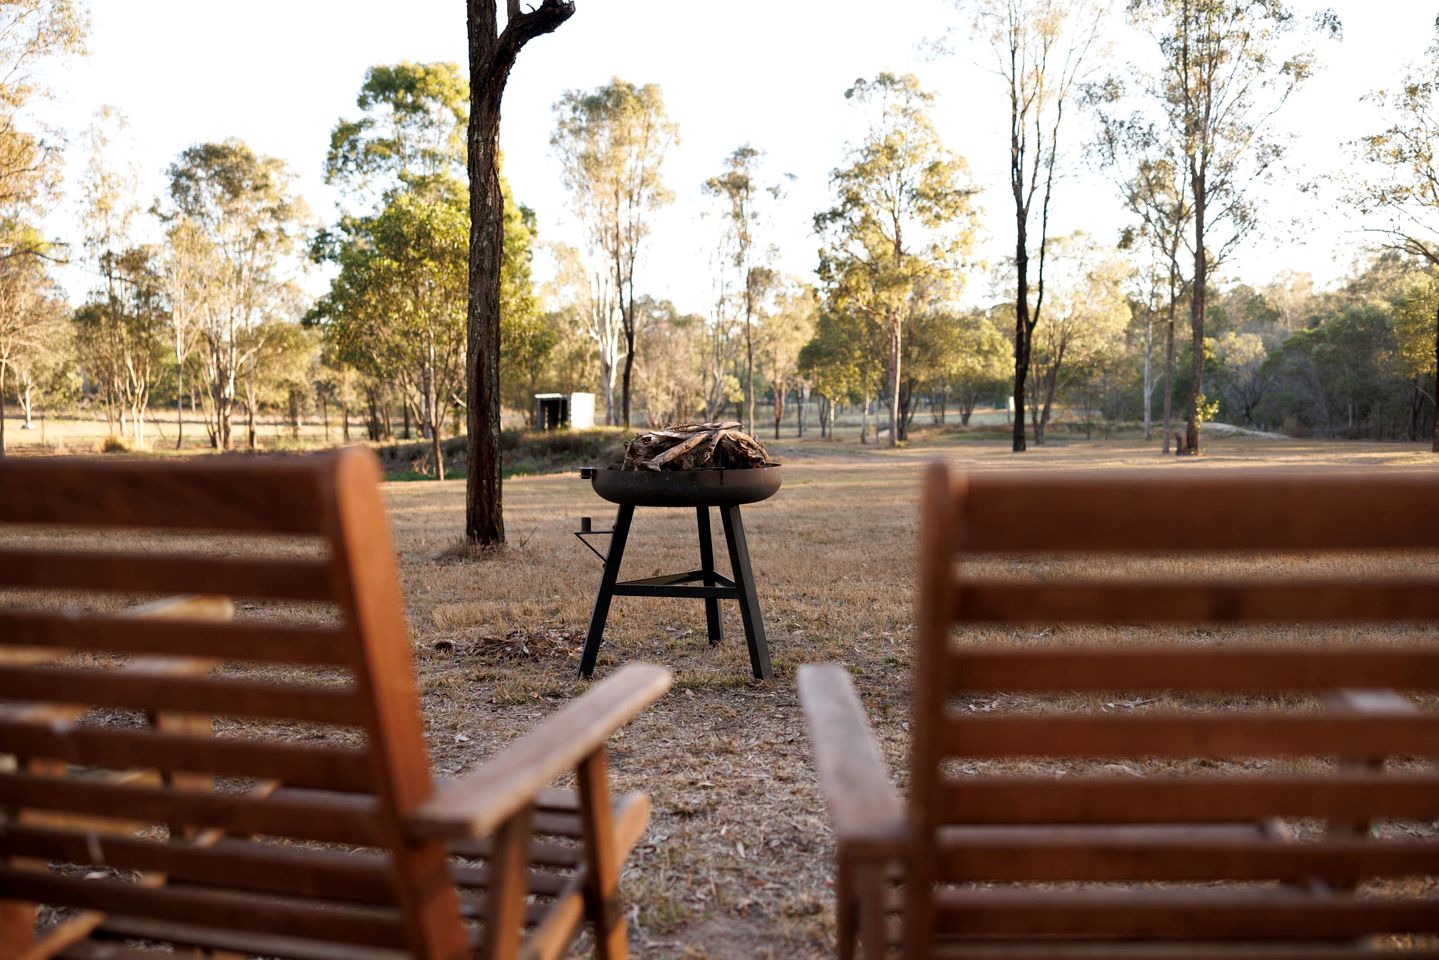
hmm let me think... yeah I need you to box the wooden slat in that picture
[408,663,673,841]
[0,455,331,534]
[0,866,407,948]
[0,611,353,666]
[0,826,396,904]
[0,548,335,602]
[82,916,408,960]
[943,711,1439,759]
[0,775,383,845]
[940,773,1439,824]
[0,666,365,725]
[930,888,1439,939]
[931,827,1439,882]
[957,468,1439,553]
[518,791,652,960]
[0,720,373,792]
[947,646,1439,693]
[955,578,1439,625]
[448,835,583,869]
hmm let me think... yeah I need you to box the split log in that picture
[622,422,772,471]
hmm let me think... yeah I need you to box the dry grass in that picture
[382,434,1439,957]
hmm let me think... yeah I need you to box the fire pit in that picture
[576,463,781,680]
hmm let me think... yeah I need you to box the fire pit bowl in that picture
[584,463,782,508]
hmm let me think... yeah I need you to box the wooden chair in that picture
[801,461,1439,958]
[0,448,671,960]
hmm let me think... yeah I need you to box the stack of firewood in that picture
[621,422,771,471]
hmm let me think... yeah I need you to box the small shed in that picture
[534,392,596,431]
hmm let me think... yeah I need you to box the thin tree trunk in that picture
[1162,268,1177,454]
[1431,299,1439,453]
[1186,181,1207,455]
[1143,305,1153,441]
[0,363,7,457]
[886,318,901,448]
[175,342,185,451]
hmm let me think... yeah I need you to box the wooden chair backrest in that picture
[909,463,1439,956]
[0,449,470,959]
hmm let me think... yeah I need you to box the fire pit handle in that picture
[580,467,596,479]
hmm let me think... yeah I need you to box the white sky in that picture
[36,0,1439,313]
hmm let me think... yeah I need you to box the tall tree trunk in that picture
[174,341,185,451]
[1012,222,1031,452]
[1143,306,1153,441]
[860,386,870,444]
[886,317,901,448]
[1162,270,1178,454]
[621,325,636,429]
[465,0,573,545]
[1432,299,1439,453]
[1186,182,1207,455]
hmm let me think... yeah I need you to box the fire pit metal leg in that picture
[696,506,723,646]
[578,503,633,678]
[721,505,772,680]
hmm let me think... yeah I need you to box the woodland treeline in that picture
[1,0,1439,468]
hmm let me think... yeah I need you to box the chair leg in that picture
[720,505,772,680]
[484,805,535,960]
[579,505,634,678]
[696,506,722,646]
[856,861,888,960]
[578,748,628,960]
[836,860,857,960]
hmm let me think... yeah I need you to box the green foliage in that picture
[161,139,309,449]
[325,61,467,203]
[316,62,543,448]
[552,77,678,425]
[814,72,977,443]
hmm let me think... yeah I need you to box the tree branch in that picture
[489,0,574,86]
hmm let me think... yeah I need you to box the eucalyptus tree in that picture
[1092,89,1193,450]
[949,308,1012,425]
[1026,233,1131,443]
[466,0,573,545]
[0,0,85,264]
[0,253,58,454]
[552,78,677,428]
[311,183,467,478]
[161,140,307,450]
[763,281,817,439]
[320,62,471,474]
[1130,0,1337,453]
[815,72,976,448]
[1351,22,1439,450]
[705,145,785,434]
[318,61,541,477]
[327,61,468,198]
[954,0,1108,452]
[72,247,167,447]
[77,107,166,448]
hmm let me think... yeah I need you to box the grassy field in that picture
[372,433,1439,957]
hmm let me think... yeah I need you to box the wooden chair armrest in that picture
[798,663,905,854]
[405,663,672,841]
